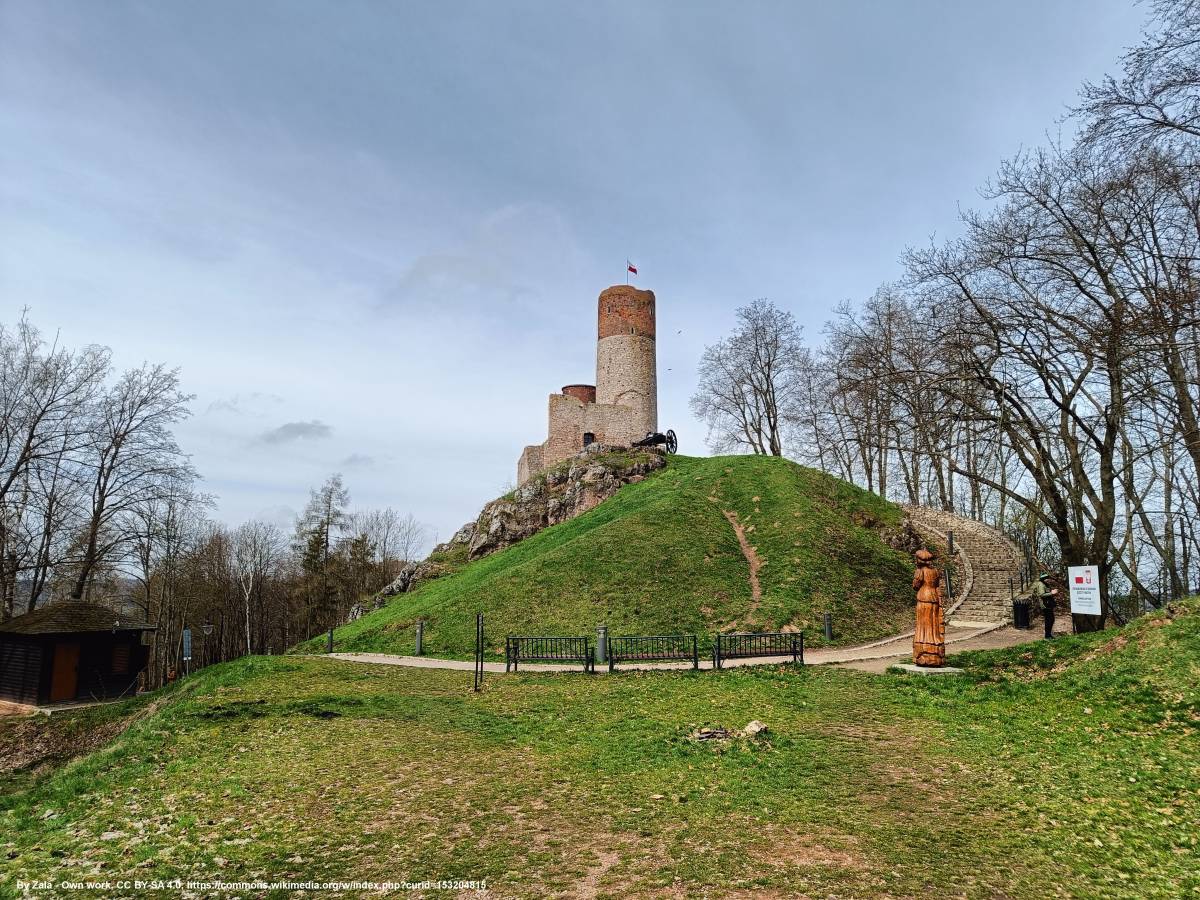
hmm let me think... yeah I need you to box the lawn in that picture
[2,601,1198,898]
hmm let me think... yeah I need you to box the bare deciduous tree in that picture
[1078,0,1200,145]
[690,300,809,456]
[234,521,286,655]
[70,363,195,602]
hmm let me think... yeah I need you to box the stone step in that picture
[949,617,1005,627]
[906,504,1024,628]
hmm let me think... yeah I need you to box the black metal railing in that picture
[505,636,594,673]
[713,631,804,669]
[608,634,699,671]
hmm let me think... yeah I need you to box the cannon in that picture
[631,429,678,454]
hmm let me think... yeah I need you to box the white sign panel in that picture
[1068,566,1102,615]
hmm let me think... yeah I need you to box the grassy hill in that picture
[951,594,1200,721]
[3,601,1197,898]
[307,454,918,658]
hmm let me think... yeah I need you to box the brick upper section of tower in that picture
[597,285,656,340]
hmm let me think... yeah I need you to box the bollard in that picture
[823,612,833,641]
[596,625,608,666]
[326,628,334,654]
[473,613,484,692]
[415,620,424,656]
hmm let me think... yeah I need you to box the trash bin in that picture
[1012,600,1032,629]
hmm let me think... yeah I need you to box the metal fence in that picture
[713,631,804,669]
[505,636,594,673]
[490,629,807,675]
[608,634,699,671]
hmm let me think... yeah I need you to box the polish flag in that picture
[627,261,638,276]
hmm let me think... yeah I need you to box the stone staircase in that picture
[904,506,1025,625]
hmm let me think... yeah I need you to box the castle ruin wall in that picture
[516,284,659,484]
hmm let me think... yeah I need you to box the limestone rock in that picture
[467,448,665,560]
[450,522,476,546]
[887,518,925,555]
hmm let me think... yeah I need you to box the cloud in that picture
[258,420,332,444]
[252,504,300,531]
[206,393,286,416]
[341,453,375,468]
[381,203,589,320]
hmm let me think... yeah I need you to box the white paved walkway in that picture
[320,620,1056,675]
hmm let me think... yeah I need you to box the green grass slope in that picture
[950,595,1200,724]
[308,455,917,658]
[4,602,1197,898]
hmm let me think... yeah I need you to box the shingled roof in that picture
[0,602,155,635]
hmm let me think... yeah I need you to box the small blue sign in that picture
[182,628,192,662]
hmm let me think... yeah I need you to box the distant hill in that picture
[308,454,921,658]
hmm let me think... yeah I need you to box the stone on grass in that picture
[690,726,731,742]
[890,663,964,676]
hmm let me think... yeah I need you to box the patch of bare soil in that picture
[0,695,164,784]
[0,714,123,780]
[746,823,865,871]
[722,509,763,612]
[573,846,623,899]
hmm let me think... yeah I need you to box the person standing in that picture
[1033,572,1058,639]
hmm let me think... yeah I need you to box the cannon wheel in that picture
[665,429,678,454]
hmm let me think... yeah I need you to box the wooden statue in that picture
[912,548,946,667]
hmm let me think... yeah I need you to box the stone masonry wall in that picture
[543,393,634,470]
[595,285,657,440]
[517,443,544,486]
[515,284,659,485]
[595,334,657,439]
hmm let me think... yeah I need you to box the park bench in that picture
[505,635,594,673]
[608,634,699,671]
[713,631,804,669]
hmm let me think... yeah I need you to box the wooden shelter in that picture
[0,602,154,706]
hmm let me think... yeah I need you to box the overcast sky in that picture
[1,0,1147,546]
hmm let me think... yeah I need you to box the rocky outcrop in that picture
[850,509,924,556]
[466,445,664,559]
[378,444,666,600]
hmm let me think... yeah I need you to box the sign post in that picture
[182,628,193,677]
[1068,566,1102,617]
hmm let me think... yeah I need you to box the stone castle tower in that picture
[517,285,658,484]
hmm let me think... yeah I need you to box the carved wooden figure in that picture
[912,548,946,667]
